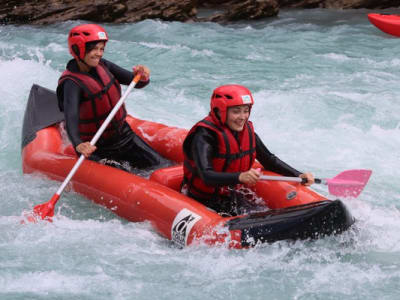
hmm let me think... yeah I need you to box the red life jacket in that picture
[183,115,256,200]
[58,61,125,142]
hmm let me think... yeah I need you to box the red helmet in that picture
[68,24,108,60]
[210,84,254,124]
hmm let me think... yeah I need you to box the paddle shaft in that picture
[260,175,324,185]
[53,74,141,198]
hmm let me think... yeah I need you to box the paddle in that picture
[29,74,142,222]
[260,169,372,198]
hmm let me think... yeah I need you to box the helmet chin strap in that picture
[211,109,225,126]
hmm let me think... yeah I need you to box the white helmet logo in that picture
[241,95,252,104]
[98,32,107,39]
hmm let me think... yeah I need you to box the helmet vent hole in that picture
[225,94,233,99]
[82,31,90,36]
[215,94,222,98]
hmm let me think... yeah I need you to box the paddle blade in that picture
[32,194,60,222]
[326,169,372,198]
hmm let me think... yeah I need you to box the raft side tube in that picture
[126,116,187,163]
[150,165,327,209]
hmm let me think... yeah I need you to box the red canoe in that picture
[368,13,400,37]
[21,84,354,248]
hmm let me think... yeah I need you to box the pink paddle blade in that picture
[326,169,372,198]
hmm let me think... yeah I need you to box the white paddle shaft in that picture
[259,175,325,185]
[260,175,303,182]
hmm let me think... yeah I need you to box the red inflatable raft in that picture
[22,84,354,248]
[368,13,400,37]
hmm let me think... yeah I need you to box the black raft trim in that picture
[22,84,65,149]
[227,200,355,247]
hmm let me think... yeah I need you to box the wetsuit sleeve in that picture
[62,80,83,148]
[255,133,302,177]
[191,127,241,186]
[102,59,149,88]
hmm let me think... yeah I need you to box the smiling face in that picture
[226,105,250,132]
[83,41,105,68]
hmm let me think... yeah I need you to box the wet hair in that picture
[85,40,103,54]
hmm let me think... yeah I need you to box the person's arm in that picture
[191,127,241,186]
[63,80,98,157]
[63,80,84,148]
[255,133,302,177]
[102,59,149,88]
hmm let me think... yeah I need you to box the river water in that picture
[0,8,399,300]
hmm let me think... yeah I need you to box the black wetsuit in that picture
[58,59,168,169]
[184,126,302,215]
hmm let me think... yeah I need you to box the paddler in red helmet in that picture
[57,24,168,169]
[182,84,314,216]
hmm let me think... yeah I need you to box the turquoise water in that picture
[1,8,400,300]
